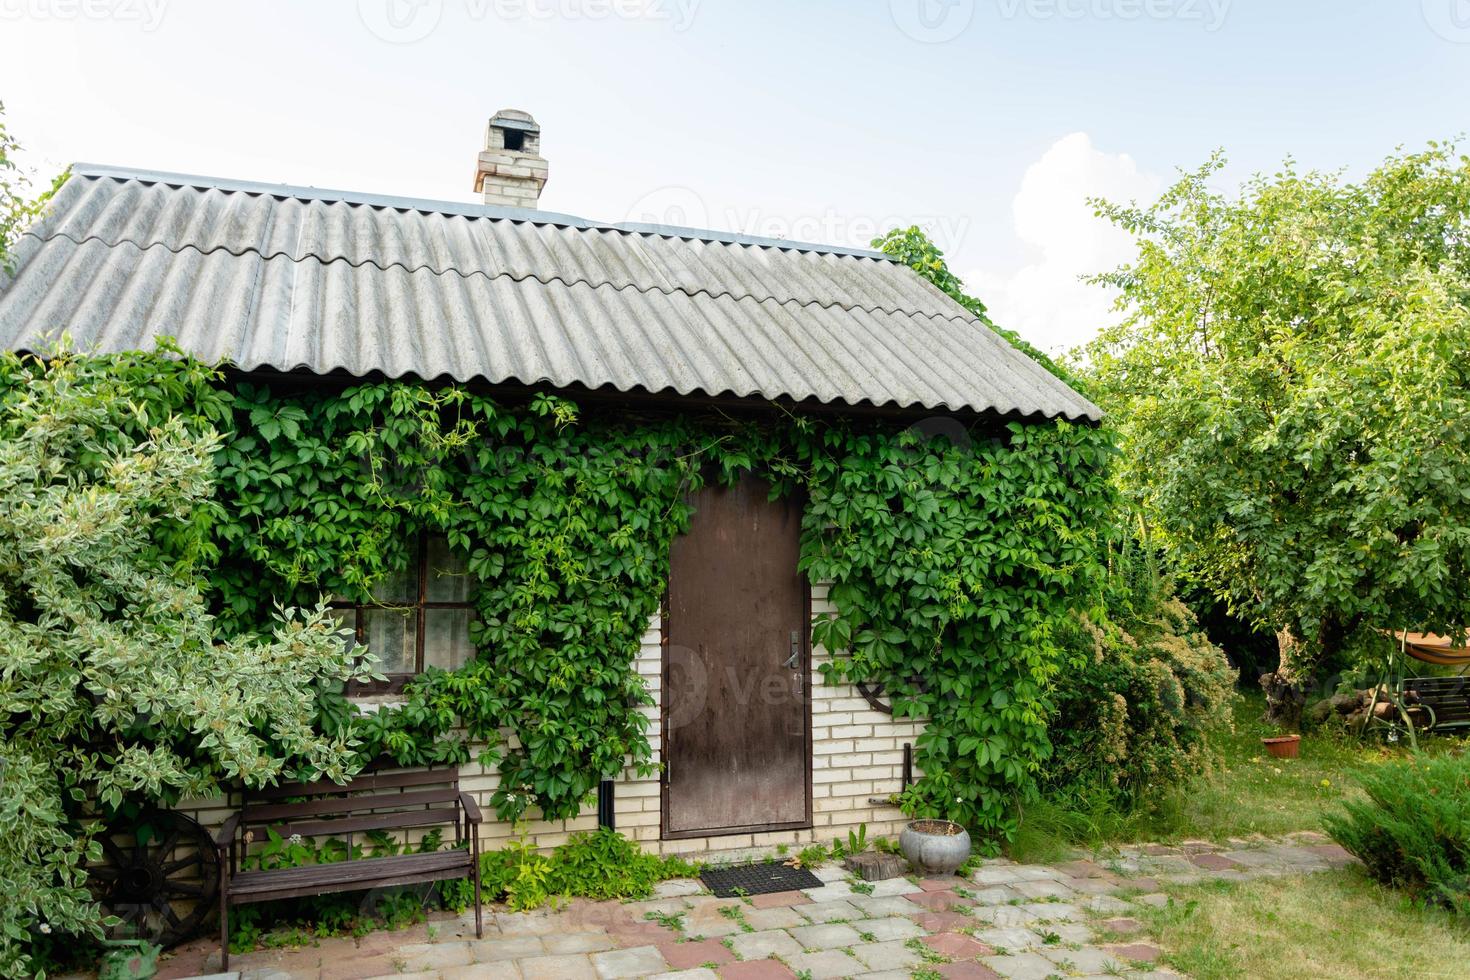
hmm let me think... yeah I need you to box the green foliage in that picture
[0,350,376,975]
[872,225,1071,382]
[806,419,1114,841]
[1324,754,1470,914]
[0,103,63,274]
[1085,143,1470,680]
[1045,593,1236,807]
[478,829,698,911]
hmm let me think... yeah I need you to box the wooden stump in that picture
[845,851,908,881]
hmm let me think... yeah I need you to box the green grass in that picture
[1011,692,1459,862]
[1137,870,1470,979]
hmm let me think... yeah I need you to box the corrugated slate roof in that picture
[0,164,1100,421]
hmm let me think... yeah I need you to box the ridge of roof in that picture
[70,162,898,262]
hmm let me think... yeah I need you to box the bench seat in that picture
[230,849,476,903]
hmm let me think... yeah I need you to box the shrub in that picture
[1324,754,1470,913]
[0,351,376,975]
[480,829,698,910]
[1044,596,1236,808]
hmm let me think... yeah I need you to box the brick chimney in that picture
[474,109,548,209]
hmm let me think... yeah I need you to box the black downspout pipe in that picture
[597,779,616,830]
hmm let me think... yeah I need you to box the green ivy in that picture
[74,351,1111,842]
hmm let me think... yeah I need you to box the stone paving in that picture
[154,832,1356,980]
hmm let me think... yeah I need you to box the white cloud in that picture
[965,132,1161,355]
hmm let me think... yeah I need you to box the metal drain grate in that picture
[699,861,823,897]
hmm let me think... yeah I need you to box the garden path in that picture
[154,832,1354,980]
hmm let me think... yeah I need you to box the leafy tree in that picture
[0,103,60,273]
[0,350,377,976]
[872,225,1071,382]
[1085,144,1470,726]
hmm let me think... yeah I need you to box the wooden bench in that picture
[214,766,482,968]
[1404,675,1470,731]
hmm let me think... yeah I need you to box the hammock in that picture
[1391,631,1470,668]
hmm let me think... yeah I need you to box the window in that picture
[331,534,475,693]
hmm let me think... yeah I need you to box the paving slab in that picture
[543,933,617,955]
[847,895,925,918]
[799,883,854,903]
[936,963,1003,979]
[656,938,735,971]
[519,952,599,980]
[782,948,862,979]
[973,926,1043,951]
[714,961,797,979]
[591,944,669,978]
[856,916,925,941]
[1041,945,1127,973]
[969,905,1036,927]
[725,929,804,961]
[795,899,863,924]
[1016,901,1082,922]
[742,906,806,931]
[921,931,992,959]
[965,885,1022,905]
[788,922,864,950]
[654,880,706,899]
[1009,879,1074,901]
[979,951,1061,980]
[442,962,523,979]
[864,878,922,897]
[848,939,924,972]
[472,936,546,963]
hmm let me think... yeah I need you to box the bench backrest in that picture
[236,766,465,844]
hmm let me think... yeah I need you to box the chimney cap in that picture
[489,109,539,134]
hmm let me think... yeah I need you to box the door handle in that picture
[783,630,801,669]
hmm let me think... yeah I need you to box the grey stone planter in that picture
[899,819,971,876]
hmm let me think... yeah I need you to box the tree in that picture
[1085,144,1470,727]
[0,350,378,976]
[0,102,59,273]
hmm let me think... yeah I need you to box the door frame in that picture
[658,584,814,841]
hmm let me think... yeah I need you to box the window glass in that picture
[362,606,417,674]
[424,609,474,671]
[426,536,472,603]
[371,537,421,604]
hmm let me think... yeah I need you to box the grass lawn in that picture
[1171,692,1460,841]
[1136,870,1470,979]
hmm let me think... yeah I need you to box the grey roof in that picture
[0,163,1099,421]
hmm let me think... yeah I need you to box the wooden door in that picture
[662,474,811,838]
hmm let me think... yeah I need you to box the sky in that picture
[0,0,1465,353]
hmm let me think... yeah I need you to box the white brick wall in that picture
[184,582,926,861]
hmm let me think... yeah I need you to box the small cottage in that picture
[0,110,1099,862]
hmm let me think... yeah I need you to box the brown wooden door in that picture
[662,474,810,838]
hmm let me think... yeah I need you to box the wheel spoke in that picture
[161,854,203,875]
[153,894,183,928]
[163,880,205,897]
[100,835,129,867]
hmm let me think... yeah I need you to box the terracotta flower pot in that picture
[1262,734,1301,759]
[899,819,971,876]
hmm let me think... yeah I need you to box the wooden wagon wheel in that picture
[89,809,219,948]
[857,680,894,715]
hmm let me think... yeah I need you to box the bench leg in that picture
[472,827,483,940]
[219,892,229,971]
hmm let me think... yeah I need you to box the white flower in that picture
[38,924,51,935]
[289,833,304,846]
